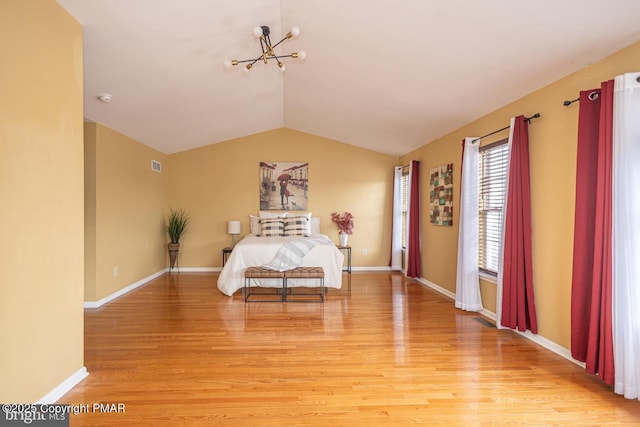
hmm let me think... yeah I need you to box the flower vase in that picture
[339,233,349,247]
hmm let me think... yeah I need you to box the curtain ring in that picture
[588,91,600,101]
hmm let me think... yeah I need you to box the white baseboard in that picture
[36,367,88,404]
[162,266,385,274]
[352,266,392,272]
[84,268,169,308]
[171,267,220,272]
[414,277,456,299]
[414,276,585,368]
[162,267,392,273]
[511,328,585,368]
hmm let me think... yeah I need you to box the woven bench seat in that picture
[284,266,325,279]
[244,267,285,302]
[244,266,286,279]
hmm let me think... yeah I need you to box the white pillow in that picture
[310,217,320,234]
[249,215,260,235]
[259,211,288,218]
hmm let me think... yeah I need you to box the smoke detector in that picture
[97,93,112,103]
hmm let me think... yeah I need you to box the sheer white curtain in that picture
[391,166,403,271]
[612,72,640,400]
[496,118,515,330]
[455,137,482,311]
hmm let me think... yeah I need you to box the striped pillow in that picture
[258,218,284,237]
[283,216,311,237]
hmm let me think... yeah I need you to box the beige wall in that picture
[401,41,640,349]
[0,0,84,402]
[168,128,398,268]
[85,124,98,301]
[85,123,168,302]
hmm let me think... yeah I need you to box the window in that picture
[401,170,409,248]
[478,139,509,274]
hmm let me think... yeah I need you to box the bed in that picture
[217,233,344,296]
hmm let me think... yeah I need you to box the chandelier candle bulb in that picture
[293,50,306,60]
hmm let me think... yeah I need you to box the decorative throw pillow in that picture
[258,218,284,236]
[283,216,311,236]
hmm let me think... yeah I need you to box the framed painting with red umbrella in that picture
[259,161,308,211]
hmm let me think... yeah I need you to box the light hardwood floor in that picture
[61,272,640,426]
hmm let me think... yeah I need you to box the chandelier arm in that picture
[270,35,290,50]
[266,35,276,57]
[233,57,263,65]
[271,52,284,66]
[259,37,272,63]
[259,37,268,55]
[238,55,294,64]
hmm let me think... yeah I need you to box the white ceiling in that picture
[57,0,640,157]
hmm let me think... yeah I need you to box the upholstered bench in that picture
[284,266,325,303]
[244,267,286,302]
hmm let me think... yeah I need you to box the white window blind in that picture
[401,171,409,248]
[478,140,509,274]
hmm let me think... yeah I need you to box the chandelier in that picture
[223,25,306,73]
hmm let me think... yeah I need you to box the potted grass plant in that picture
[167,208,190,271]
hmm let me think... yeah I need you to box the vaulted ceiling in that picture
[57,0,640,156]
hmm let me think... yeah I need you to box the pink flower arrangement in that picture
[331,211,354,235]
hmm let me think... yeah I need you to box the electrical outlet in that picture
[362,248,368,256]
[114,266,119,277]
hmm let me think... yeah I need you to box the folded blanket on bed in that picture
[261,238,322,272]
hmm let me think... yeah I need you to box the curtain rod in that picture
[470,113,540,143]
[565,75,640,106]
[563,90,601,106]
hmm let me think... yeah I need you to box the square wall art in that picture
[430,163,453,226]
[259,161,308,211]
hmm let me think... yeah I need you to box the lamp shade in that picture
[227,220,241,235]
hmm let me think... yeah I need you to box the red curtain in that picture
[570,81,615,385]
[500,116,538,333]
[406,160,421,277]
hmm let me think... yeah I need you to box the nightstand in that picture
[222,247,233,267]
[336,245,351,294]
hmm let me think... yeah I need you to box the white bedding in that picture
[217,234,344,296]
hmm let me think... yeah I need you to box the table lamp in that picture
[227,220,241,247]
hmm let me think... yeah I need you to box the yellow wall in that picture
[85,123,168,302]
[0,0,84,402]
[401,41,640,349]
[168,128,398,268]
[85,124,97,301]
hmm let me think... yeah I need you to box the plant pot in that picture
[339,233,349,247]
[168,242,180,271]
